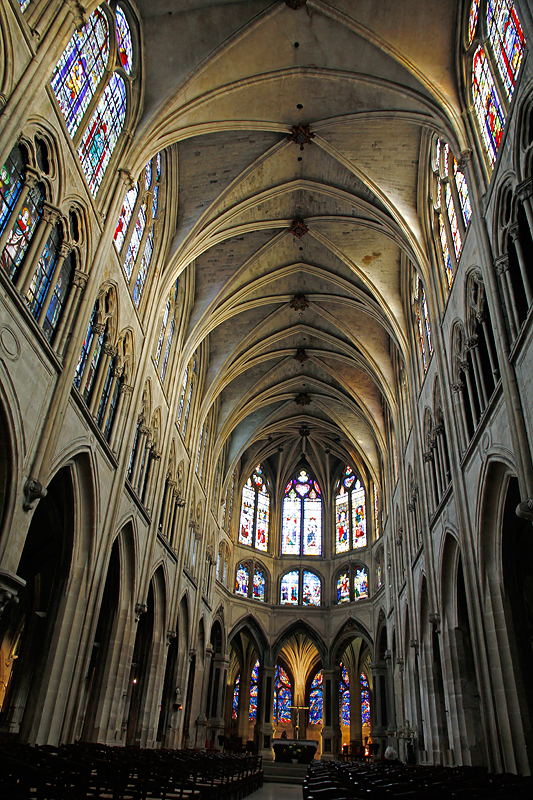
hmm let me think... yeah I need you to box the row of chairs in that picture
[303,760,533,800]
[0,740,263,800]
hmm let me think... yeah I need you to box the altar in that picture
[272,738,319,764]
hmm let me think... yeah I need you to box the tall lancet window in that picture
[249,660,260,721]
[238,465,270,552]
[340,663,350,726]
[335,466,366,553]
[309,670,323,724]
[273,665,292,723]
[282,469,322,555]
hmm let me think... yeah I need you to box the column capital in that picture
[515,178,533,201]
[72,269,88,289]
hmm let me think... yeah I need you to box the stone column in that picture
[54,268,87,356]
[208,653,229,748]
[89,342,116,416]
[509,223,533,307]
[371,662,388,759]
[78,323,105,399]
[494,255,519,339]
[195,644,214,748]
[321,667,341,760]
[37,242,73,327]
[254,665,275,760]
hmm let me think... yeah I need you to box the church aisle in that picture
[248,784,302,800]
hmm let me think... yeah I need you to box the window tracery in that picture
[309,670,323,724]
[336,564,369,603]
[280,568,321,605]
[467,1,525,169]
[431,139,472,289]
[335,466,367,553]
[282,469,322,556]
[238,465,270,552]
[51,4,136,196]
[273,665,292,724]
[234,560,267,602]
[339,662,350,727]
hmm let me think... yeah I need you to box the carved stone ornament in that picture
[396,657,404,672]
[516,497,533,522]
[406,502,415,514]
[290,218,309,239]
[465,335,479,350]
[285,0,307,8]
[516,178,533,201]
[294,393,311,406]
[294,347,308,364]
[290,294,309,311]
[423,450,434,463]
[409,639,419,652]
[23,478,48,511]
[451,380,464,393]
[167,630,177,645]
[135,603,148,622]
[0,570,25,620]
[428,612,440,627]
[288,124,315,150]
[494,254,509,275]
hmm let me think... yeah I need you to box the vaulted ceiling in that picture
[130,0,466,487]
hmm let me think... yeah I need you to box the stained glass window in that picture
[374,485,380,540]
[134,229,153,306]
[155,298,169,365]
[454,160,472,227]
[361,673,370,726]
[51,9,110,138]
[340,663,350,727]
[282,470,322,555]
[0,145,26,234]
[114,184,138,251]
[43,251,74,340]
[115,6,133,75]
[336,467,367,553]
[253,567,265,601]
[468,0,480,45]
[238,465,270,551]
[235,563,249,597]
[249,660,259,721]
[274,665,292,723]
[337,570,350,603]
[1,183,45,281]
[160,318,174,382]
[232,674,240,720]
[280,570,299,605]
[77,72,126,196]
[354,567,369,600]
[309,670,323,724]
[123,202,146,280]
[176,367,188,426]
[446,182,462,259]
[26,225,62,318]
[302,571,321,606]
[487,0,525,101]
[472,46,506,166]
[19,0,31,11]
[413,274,432,372]
[182,358,196,435]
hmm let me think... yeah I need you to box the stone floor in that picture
[248,785,303,800]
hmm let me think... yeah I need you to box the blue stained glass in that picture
[309,670,323,724]
[232,674,240,720]
[302,571,321,606]
[0,146,26,234]
[249,660,259,721]
[274,665,292,723]
[337,570,350,603]
[133,228,153,306]
[176,367,188,426]
[1,183,44,281]
[77,72,126,196]
[43,251,74,340]
[361,673,370,726]
[354,567,368,600]
[19,0,31,11]
[235,563,249,597]
[156,152,162,180]
[51,9,109,138]
[145,160,152,191]
[152,184,159,219]
[26,225,62,318]
[75,309,96,387]
[253,567,265,601]
[340,663,350,727]
[280,570,299,605]
[116,6,133,74]
[454,161,472,227]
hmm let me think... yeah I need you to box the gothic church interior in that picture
[1,0,533,776]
